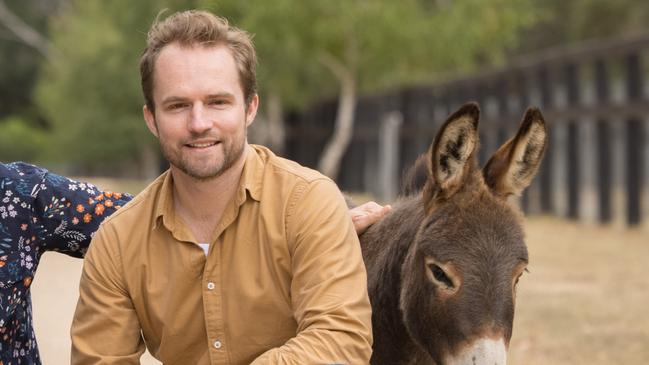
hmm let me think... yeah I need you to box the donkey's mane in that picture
[399,154,428,197]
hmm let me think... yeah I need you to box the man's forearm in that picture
[250,327,372,365]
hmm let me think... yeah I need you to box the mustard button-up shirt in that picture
[71,145,373,365]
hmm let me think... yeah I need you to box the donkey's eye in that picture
[429,264,454,288]
[514,267,528,289]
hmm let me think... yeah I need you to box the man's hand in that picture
[349,201,392,235]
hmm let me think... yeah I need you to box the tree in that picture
[33,0,538,177]
[0,116,47,162]
[35,0,196,176]
[519,0,649,53]
[207,0,538,179]
[0,0,59,60]
[0,0,66,124]
[207,0,323,156]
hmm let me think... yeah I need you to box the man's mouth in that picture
[186,141,219,148]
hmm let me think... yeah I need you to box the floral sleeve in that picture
[31,166,133,258]
[0,162,134,363]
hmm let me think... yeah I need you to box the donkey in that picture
[359,102,548,365]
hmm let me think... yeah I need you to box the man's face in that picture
[143,43,258,180]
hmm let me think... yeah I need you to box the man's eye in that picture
[209,99,227,106]
[168,103,186,110]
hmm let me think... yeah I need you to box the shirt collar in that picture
[152,145,266,230]
[153,170,175,231]
[240,145,264,203]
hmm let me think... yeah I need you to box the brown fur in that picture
[400,154,429,196]
[359,102,548,365]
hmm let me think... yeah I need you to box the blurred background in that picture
[2,0,648,364]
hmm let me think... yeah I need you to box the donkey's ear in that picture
[423,102,480,207]
[483,107,548,197]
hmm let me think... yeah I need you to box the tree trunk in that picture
[247,90,286,155]
[317,44,358,180]
[266,92,286,155]
[317,74,357,179]
[138,143,160,180]
[0,0,59,60]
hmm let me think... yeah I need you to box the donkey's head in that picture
[399,102,547,365]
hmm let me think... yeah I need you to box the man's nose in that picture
[188,103,211,133]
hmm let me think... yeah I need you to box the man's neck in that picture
[171,145,250,242]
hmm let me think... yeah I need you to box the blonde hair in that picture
[139,10,257,111]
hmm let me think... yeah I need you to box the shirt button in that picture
[213,340,222,349]
[207,282,215,290]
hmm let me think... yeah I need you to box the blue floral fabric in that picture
[0,162,132,364]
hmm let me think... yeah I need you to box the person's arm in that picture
[34,170,132,257]
[251,179,373,365]
[70,223,145,365]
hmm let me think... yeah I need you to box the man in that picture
[71,10,381,364]
[0,166,384,365]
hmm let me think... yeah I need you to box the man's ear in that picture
[245,94,259,127]
[143,104,159,138]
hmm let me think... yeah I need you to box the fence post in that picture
[626,119,645,225]
[610,122,628,227]
[377,111,403,203]
[537,67,554,213]
[643,118,649,230]
[551,67,570,218]
[594,58,612,223]
[625,52,644,225]
[577,120,598,223]
[576,63,598,224]
[563,63,581,220]
[550,126,568,218]
[609,109,628,226]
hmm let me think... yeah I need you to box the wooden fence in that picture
[285,33,649,227]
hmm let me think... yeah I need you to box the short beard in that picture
[154,121,247,181]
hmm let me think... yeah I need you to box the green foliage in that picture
[10,0,649,175]
[204,0,537,108]
[519,0,649,52]
[33,0,537,172]
[0,116,47,162]
[35,0,196,173]
[205,0,329,109]
[0,0,63,122]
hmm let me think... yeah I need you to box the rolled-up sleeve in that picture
[70,223,145,364]
[251,179,373,365]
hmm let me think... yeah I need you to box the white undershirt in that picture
[198,243,210,256]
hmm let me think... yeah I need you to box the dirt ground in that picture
[509,216,649,364]
[31,214,648,364]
